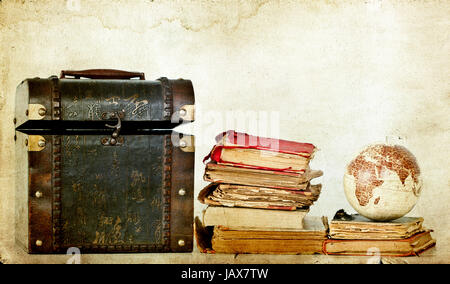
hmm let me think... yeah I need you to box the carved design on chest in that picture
[63,96,80,119]
[50,135,174,252]
[52,135,62,250]
[162,135,173,250]
[159,77,174,120]
[87,101,102,120]
[51,77,62,121]
[123,94,149,117]
[105,94,150,119]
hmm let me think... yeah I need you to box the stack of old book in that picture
[324,210,436,257]
[197,131,327,254]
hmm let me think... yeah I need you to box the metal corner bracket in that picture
[27,135,46,152]
[179,136,195,153]
[28,104,47,120]
[179,105,195,122]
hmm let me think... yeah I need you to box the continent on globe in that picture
[343,144,422,221]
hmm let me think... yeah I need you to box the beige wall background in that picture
[0,0,449,263]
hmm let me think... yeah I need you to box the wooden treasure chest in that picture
[14,69,195,254]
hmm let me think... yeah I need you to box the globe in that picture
[343,144,422,221]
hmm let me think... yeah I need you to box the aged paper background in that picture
[0,0,449,263]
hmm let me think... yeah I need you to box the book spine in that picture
[207,146,305,172]
[218,130,316,156]
[215,161,306,174]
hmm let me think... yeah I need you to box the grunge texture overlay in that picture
[0,0,449,263]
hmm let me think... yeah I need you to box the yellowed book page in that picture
[329,216,424,240]
[325,231,435,256]
[214,216,328,240]
[212,238,324,255]
[325,240,412,255]
[203,206,309,231]
[205,164,323,189]
[220,148,309,171]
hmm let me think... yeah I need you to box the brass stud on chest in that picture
[179,140,187,148]
[27,136,47,152]
[38,108,47,116]
[38,139,46,148]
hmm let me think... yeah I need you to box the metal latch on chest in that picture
[101,111,124,146]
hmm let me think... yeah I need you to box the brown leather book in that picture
[329,212,425,240]
[210,217,329,255]
[15,70,195,254]
[324,231,436,257]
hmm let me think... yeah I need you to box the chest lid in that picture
[15,69,195,131]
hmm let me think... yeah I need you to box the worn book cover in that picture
[204,163,323,190]
[204,130,316,173]
[199,183,322,211]
[329,212,425,240]
[324,231,436,257]
[210,217,328,255]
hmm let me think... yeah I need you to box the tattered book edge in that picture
[194,217,215,254]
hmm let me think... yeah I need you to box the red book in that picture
[204,130,317,173]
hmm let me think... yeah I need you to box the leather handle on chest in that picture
[60,69,145,80]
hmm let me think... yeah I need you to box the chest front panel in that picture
[58,135,169,251]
